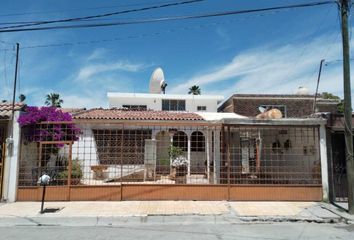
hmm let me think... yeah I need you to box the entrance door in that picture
[331,133,348,202]
[0,124,7,197]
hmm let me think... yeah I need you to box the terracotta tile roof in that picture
[0,103,25,119]
[73,108,204,121]
[61,108,87,115]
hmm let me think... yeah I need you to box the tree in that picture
[321,92,344,113]
[17,106,80,142]
[19,94,26,102]
[45,93,63,108]
[188,85,201,95]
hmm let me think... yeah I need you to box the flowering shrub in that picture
[18,106,81,142]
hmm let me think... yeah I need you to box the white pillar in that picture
[187,135,191,176]
[319,124,329,202]
[206,130,210,181]
[2,112,21,202]
[169,133,174,166]
[214,130,221,184]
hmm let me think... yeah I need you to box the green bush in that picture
[57,158,83,180]
[168,145,183,160]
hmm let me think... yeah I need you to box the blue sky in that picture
[0,0,352,108]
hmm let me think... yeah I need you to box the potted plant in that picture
[169,146,188,184]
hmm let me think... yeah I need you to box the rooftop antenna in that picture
[161,82,168,94]
[149,67,167,94]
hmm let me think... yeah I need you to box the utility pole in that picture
[313,59,325,114]
[10,43,20,130]
[340,0,354,214]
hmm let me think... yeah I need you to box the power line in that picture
[0,0,336,33]
[0,9,328,51]
[0,0,185,18]
[0,17,133,26]
[0,0,204,30]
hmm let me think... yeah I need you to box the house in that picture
[3,71,332,202]
[218,91,347,202]
[15,107,328,202]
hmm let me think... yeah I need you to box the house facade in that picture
[15,107,328,202]
[108,92,224,112]
[218,93,348,202]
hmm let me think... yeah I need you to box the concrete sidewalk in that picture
[0,201,352,226]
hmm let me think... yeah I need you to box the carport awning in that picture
[196,112,247,121]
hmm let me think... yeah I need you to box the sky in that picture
[0,0,352,108]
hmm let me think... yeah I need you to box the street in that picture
[1,223,353,240]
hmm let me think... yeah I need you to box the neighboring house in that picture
[107,92,224,112]
[218,94,339,118]
[218,92,348,202]
[0,103,23,202]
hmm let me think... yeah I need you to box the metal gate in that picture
[331,133,348,202]
[17,122,323,201]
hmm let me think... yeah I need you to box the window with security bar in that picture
[162,99,186,111]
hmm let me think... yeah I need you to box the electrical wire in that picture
[0,13,278,51]
[0,1,336,33]
[0,0,204,30]
[0,0,186,18]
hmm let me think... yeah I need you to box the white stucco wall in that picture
[107,93,223,112]
[2,112,21,202]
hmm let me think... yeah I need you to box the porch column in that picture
[151,129,159,140]
[319,123,329,202]
[206,130,210,181]
[169,133,174,166]
[187,134,191,176]
[214,130,221,184]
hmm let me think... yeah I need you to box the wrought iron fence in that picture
[18,122,322,188]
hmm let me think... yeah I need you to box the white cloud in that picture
[170,31,349,100]
[75,61,147,82]
[87,48,107,61]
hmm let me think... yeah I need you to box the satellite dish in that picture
[149,68,166,94]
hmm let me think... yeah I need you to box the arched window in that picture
[172,131,188,151]
[191,131,205,152]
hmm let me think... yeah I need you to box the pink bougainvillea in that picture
[18,106,81,142]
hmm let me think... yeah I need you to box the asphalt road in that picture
[1,223,353,240]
